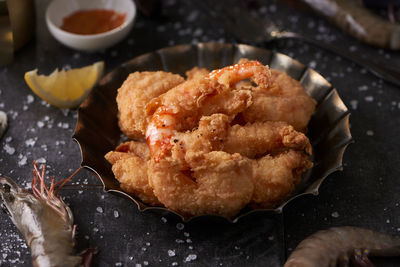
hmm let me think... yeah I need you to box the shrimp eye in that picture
[0,183,11,193]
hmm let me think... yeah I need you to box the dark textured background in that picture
[1,0,400,266]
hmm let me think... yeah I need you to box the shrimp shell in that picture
[284,226,400,267]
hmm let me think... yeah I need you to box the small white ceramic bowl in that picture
[46,0,136,52]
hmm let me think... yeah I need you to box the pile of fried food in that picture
[105,59,317,218]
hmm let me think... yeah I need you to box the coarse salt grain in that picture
[114,210,119,218]
[366,130,374,136]
[331,212,339,218]
[184,254,197,262]
[168,250,176,257]
[364,96,374,102]
[176,223,184,230]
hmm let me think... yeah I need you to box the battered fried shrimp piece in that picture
[117,71,184,139]
[185,67,209,80]
[223,121,312,158]
[146,61,270,161]
[105,141,160,206]
[250,150,313,209]
[148,151,253,218]
[241,69,317,132]
[170,114,231,166]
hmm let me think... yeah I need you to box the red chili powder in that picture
[61,9,126,35]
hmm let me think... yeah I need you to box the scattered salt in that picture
[176,223,184,230]
[358,85,368,91]
[331,212,339,218]
[161,217,167,223]
[171,262,178,266]
[114,210,119,218]
[37,121,45,128]
[364,96,374,102]
[4,144,15,155]
[168,250,176,257]
[17,155,27,166]
[35,157,46,164]
[25,138,36,147]
[366,130,374,136]
[96,207,103,213]
[349,100,358,110]
[184,254,197,262]
[27,95,34,104]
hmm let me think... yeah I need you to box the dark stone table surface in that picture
[1,0,400,266]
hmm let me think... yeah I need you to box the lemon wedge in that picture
[24,61,104,108]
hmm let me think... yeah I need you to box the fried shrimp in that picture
[146,60,271,161]
[185,66,209,80]
[241,69,317,132]
[105,141,160,206]
[149,151,253,218]
[219,121,313,208]
[250,150,313,209]
[107,60,316,218]
[223,121,312,158]
[117,71,184,139]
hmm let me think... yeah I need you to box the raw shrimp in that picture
[0,162,94,267]
[117,71,184,139]
[284,226,400,267]
[300,0,400,50]
[241,69,317,132]
[105,141,161,206]
[145,60,271,161]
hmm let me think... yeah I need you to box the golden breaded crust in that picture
[117,71,184,139]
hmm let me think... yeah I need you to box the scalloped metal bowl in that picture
[73,43,352,222]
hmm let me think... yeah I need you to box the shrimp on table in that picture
[145,60,271,161]
[0,162,94,267]
[284,226,400,267]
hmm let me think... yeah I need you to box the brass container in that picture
[0,0,35,65]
